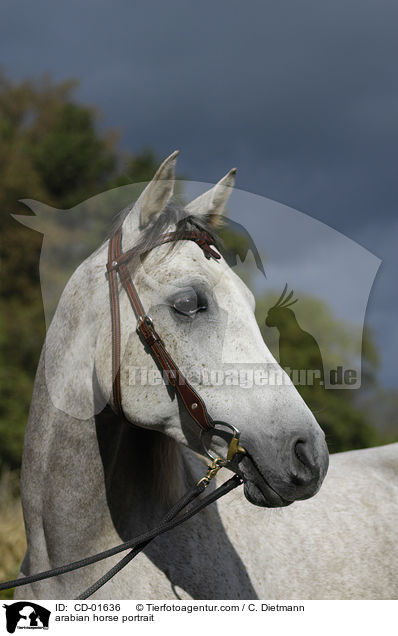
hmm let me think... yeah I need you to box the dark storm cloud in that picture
[0,0,397,384]
[1,0,397,227]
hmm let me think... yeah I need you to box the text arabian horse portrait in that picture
[7,152,398,599]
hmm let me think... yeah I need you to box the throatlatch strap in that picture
[106,229,217,431]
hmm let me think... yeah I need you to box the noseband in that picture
[106,225,246,472]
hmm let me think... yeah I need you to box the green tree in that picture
[0,72,160,473]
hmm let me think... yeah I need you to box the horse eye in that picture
[172,290,206,317]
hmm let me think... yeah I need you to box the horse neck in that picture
[21,351,198,551]
[22,353,258,598]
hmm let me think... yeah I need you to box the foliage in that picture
[0,72,160,473]
[0,470,25,599]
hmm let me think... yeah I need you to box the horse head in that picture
[93,152,329,507]
[45,151,329,508]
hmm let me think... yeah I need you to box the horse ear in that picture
[137,150,179,228]
[186,168,236,226]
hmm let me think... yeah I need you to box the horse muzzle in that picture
[236,429,329,508]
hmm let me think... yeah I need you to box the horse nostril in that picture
[294,440,315,470]
[290,472,306,486]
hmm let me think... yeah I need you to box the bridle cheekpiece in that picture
[106,226,246,474]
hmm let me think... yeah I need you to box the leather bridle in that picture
[0,223,247,599]
[106,225,246,466]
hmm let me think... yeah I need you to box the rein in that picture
[0,475,243,598]
[0,226,246,598]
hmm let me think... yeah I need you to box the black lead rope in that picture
[77,476,218,600]
[0,474,242,596]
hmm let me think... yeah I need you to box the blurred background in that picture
[1,0,397,596]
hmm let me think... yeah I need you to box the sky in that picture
[1,0,397,387]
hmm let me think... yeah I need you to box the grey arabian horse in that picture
[16,152,397,599]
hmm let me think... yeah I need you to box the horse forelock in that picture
[105,201,223,271]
